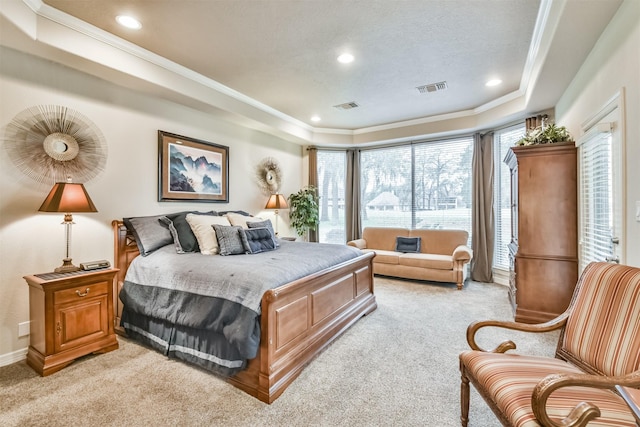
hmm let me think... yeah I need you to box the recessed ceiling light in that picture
[337,53,354,64]
[486,79,502,87]
[310,115,321,122]
[116,15,142,30]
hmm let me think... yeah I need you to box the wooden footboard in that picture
[112,220,376,403]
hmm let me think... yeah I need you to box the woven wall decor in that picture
[3,105,107,186]
[255,157,283,196]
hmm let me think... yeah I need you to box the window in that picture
[360,146,412,229]
[493,125,525,270]
[579,129,613,267]
[413,138,472,234]
[577,97,624,271]
[360,138,473,237]
[317,151,346,244]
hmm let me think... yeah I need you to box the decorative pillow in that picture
[211,224,249,256]
[395,236,421,253]
[185,214,231,255]
[123,214,176,256]
[218,210,251,217]
[225,211,261,228]
[159,211,217,253]
[246,219,279,246]
[243,227,277,254]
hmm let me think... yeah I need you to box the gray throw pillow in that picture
[212,224,249,256]
[243,227,277,254]
[246,219,279,247]
[159,211,217,253]
[395,236,421,253]
[123,214,175,256]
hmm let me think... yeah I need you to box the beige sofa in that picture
[347,227,473,289]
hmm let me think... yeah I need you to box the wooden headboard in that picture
[111,220,140,334]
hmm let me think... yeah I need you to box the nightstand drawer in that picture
[53,281,109,305]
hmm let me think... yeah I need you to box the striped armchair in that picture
[460,262,640,427]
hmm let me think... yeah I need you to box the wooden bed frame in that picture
[112,220,377,403]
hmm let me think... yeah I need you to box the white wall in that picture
[2,0,638,364]
[0,47,303,360]
[555,0,640,267]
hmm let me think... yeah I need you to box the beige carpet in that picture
[0,277,559,426]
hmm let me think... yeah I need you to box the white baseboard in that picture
[492,268,510,287]
[0,347,28,367]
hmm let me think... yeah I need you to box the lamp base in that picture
[54,258,81,273]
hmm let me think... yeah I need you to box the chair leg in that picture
[460,361,470,426]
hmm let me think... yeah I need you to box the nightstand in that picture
[24,268,119,376]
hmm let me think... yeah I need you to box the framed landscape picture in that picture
[158,130,229,202]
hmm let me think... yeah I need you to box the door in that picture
[577,97,625,271]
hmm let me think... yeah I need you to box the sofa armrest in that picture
[453,245,473,262]
[347,239,367,250]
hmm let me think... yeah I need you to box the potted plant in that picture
[288,186,319,240]
[515,123,573,146]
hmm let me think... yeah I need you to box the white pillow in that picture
[185,214,231,255]
[225,212,264,229]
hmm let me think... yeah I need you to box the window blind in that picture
[359,137,472,238]
[317,150,346,244]
[360,145,412,229]
[412,137,472,236]
[493,125,524,270]
[579,128,613,270]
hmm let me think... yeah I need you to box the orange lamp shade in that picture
[38,182,98,213]
[265,194,288,210]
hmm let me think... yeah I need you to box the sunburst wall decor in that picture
[255,157,283,196]
[3,105,108,186]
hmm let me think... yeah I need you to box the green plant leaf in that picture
[515,123,573,146]
[288,186,320,237]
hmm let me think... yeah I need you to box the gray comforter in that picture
[119,240,363,375]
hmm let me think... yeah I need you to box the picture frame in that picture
[158,130,229,202]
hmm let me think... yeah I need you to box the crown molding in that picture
[2,0,559,146]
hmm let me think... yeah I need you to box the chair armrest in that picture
[347,239,367,249]
[616,384,640,423]
[532,370,640,427]
[453,245,473,262]
[466,313,569,353]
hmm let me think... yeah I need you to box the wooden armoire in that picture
[504,142,578,323]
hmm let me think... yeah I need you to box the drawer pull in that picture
[75,288,90,297]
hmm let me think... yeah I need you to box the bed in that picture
[112,220,376,403]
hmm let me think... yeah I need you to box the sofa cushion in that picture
[371,250,400,265]
[409,229,468,255]
[395,236,421,253]
[399,253,453,270]
[363,227,409,251]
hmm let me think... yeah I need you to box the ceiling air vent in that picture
[416,81,448,94]
[333,101,359,110]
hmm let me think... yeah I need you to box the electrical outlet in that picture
[18,321,30,337]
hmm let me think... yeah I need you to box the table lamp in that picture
[39,181,98,273]
[265,193,288,236]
